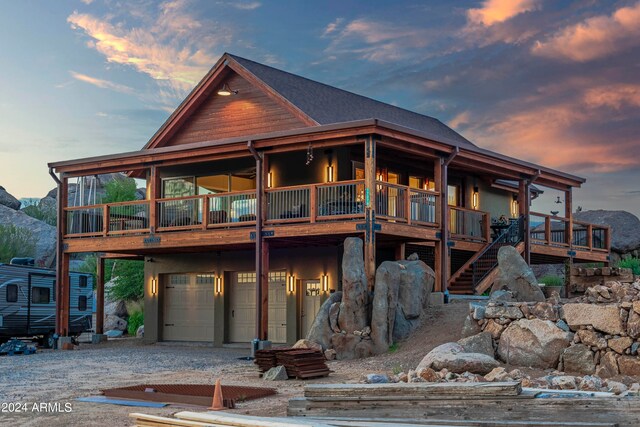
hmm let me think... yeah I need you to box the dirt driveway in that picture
[0,303,467,426]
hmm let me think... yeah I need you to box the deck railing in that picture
[409,189,438,224]
[207,190,257,227]
[65,200,150,237]
[530,212,610,251]
[449,206,489,241]
[316,180,365,220]
[376,181,407,222]
[267,186,310,222]
[157,196,201,230]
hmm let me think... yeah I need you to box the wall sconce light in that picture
[217,83,238,96]
[267,171,273,188]
[151,278,157,296]
[322,274,329,293]
[288,275,296,294]
[326,165,334,183]
[511,194,519,218]
[215,276,222,294]
[472,186,479,210]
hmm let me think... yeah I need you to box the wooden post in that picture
[518,180,531,264]
[310,184,317,223]
[395,243,405,261]
[545,216,551,244]
[103,205,109,237]
[433,158,442,292]
[565,188,573,248]
[149,165,159,233]
[55,175,69,336]
[587,224,593,249]
[483,213,490,242]
[364,135,377,290]
[96,256,105,334]
[405,187,411,225]
[259,154,269,342]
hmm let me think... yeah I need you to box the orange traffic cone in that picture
[208,379,224,411]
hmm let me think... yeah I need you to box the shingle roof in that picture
[228,54,476,149]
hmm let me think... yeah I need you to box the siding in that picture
[165,72,309,146]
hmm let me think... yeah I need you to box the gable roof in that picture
[144,53,476,150]
[227,54,476,149]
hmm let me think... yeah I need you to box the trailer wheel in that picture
[43,332,56,349]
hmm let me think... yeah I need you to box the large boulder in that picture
[497,319,572,368]
[574,210,640,255]
[305,291,343,350]
[416,342,499,374]
[0,186,21,210]
[491,246,545,302]
[561,344,595,374]
[0,204,56,268]
[338,238,369,334]
[458,332,495,358]
[371,259,434,353]
[563,303,624,335]
[104,315,128,332]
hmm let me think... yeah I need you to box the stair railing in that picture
[471,216,525,292]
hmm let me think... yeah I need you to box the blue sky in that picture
[0,0,639,217]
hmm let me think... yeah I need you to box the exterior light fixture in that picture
[215,276,222,294]
[327,165,334,183]
[217,83,238,96]
[288,275,296,294]
[511,195,519,218]
[267,171,273,189]
[472,186,479,210]
[151,278,157,296]
[322,274,329,293]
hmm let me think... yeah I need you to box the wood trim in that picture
[96,256,105,335]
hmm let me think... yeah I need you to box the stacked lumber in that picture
[288,382,640,426]
[254,348,292,372]
[276,349,330,379]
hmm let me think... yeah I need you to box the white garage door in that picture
[229,271,287,343]
[163,273,215,342]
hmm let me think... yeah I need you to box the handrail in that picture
[471,216,524,291]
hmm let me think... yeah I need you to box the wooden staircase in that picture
[448,217,525,295]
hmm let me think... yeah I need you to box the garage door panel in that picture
[163,274,215,342]
[229,271,287,344]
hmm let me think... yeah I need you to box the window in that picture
[79,275,88,288]
[78,295,87,311]
[448,184,460,206]
[162,177,195,198]
[305,280,321,297]
[6,284,17,303]
[196,274,215,285]
[409,176,423,189]
[31,286,50,304]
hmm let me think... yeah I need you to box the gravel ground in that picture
[0,302,468,426]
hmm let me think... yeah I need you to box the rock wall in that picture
[570,266,634,295]
[464,279,640,377]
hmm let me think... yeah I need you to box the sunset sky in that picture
[0,0,638,217]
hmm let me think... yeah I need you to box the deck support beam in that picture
[249,141,269,341]
[439,148,458,294]
[364,135,377,290]
[96,255,105,335]
[55,174,70,336]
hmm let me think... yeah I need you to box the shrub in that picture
[388,342,400,353]
[21,201,57,226]
[0,225,36,263]
[539,275,564,287]
[618,257,640,276]
[102,178,138,203]
[127,310,144,336]
[107,260,145,302]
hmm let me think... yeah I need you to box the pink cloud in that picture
[70,71,134,94]
[468,0,540,26]
[532,2,640,62]
[583,84,640,110]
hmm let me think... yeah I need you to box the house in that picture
[48,53,610,345]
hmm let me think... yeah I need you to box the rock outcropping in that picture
[491,246,545,302]
[0,204,56,267]
[0,186,21,210]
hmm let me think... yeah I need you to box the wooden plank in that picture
[303,382,522,398]
[175,411,331,427]
[297,417,616,427]
[129,413,216,426]
[287,395,640,426]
